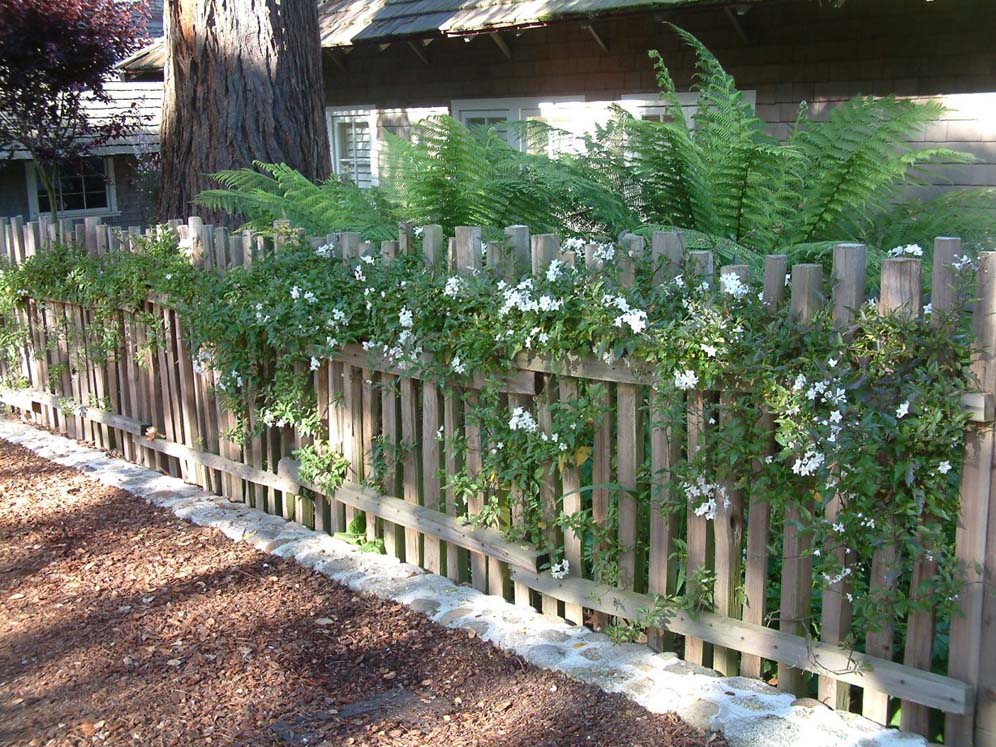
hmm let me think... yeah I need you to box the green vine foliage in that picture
[0,226,976,658]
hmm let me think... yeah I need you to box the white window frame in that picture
[327,106,379,187]
[451,96,583,153]
[25,156,119,219]
[619,91,757,125]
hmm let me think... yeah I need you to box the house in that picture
[0,0,164,226]
[2,0,993,225]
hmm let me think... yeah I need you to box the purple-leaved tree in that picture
[0,0,150,220]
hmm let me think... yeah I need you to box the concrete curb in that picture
[0,416,926,747]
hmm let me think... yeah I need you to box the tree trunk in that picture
[158,0,331,222]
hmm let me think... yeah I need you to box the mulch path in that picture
[0,435,724,747]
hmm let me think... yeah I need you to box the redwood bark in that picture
[158,0,331,221]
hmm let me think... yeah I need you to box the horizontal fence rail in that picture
[2,213,995,746]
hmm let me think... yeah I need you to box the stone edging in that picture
[0,416,926,747]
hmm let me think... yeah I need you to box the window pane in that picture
[36,157,108,213]
[333,116,373,187]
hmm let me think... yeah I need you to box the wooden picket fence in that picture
[2,213,996,746]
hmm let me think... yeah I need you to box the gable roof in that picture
[118,0,758,72]
[7,82,163,159]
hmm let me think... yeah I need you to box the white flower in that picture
[888,243,923,258]
[829,410,843,424]
[309,356,320,371]
[399,307,413,328]
[538,295,563,312]
[550,559,570,579]
[315,242,335,258]
[764,455,773,464]
[720,272,749,300]
[290,285,301,300]
[827,358,838,368]
[545,259,564,282]
[508,407,538,433]
[896,400,910,419]
[953,254,973,271]
[414,226,424,238]
[674,369,699,390]
[701,343,717,357]
[922,303,932,316]
[443,276,464,298]
[694,498,718,521]
[303,291,317,304]
[164,273,173,281]
[792,374,807,391]
[353,266,366,282]
[593,243,615,262]
[792,450,825,477]
[813,548,821,557]
[616,309,648,334]
[784,273,791,287]
[937,460,952,475]
[360,254,375,265]
[563,237,585,252]
[832,521,845,533]
[451,356,466,375]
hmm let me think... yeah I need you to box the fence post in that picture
[740,254,788,679]
[818,243,865,711]
[648,232,685,652]
[683,249,714,667]
[504,224,529,277]
[778,263,822,695]
[711,264,750,677]
[948,250,996,747]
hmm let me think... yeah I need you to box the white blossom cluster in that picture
[562,237,585,253]
[443,276,465,298]
[191,348,214,376]
[674,369,699,390]
[953,254,973,271]
[719,272,749,300]
[888,244,923,257]
[684,477,730,521]
[508,406,539,433]
[498,279,563,316]
[315,242,335,258]
[550,558,570,579]
[792,449,825,476]
[602,294,648,334]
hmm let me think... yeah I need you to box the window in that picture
[328,108,377,188]
[452,97,585,155]
[620,91,757,125]
[26,157,117,218]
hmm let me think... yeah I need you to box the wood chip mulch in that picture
[0,436,724,747]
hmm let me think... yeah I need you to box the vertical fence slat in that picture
[818,243,865,710]
[684,249,713,666]
[464,388,486,591]
[507,391,534,606]
[421,379,442,574]
[778,263,823,696]
[712,264,749,677]
[443,388,466,583]
[380,373,402,556]
[559,377,584,625]
[740,254,788,679]
[860,257,923,725]
[400,376,421,566]
[647,231,684,651]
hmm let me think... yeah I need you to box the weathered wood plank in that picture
[512,569,972,715]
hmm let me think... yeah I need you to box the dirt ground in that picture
[0,435,724,747]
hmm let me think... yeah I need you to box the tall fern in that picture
[197,161,396,240]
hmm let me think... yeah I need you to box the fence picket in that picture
[818,243,865,710]
[778,263,823,696]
